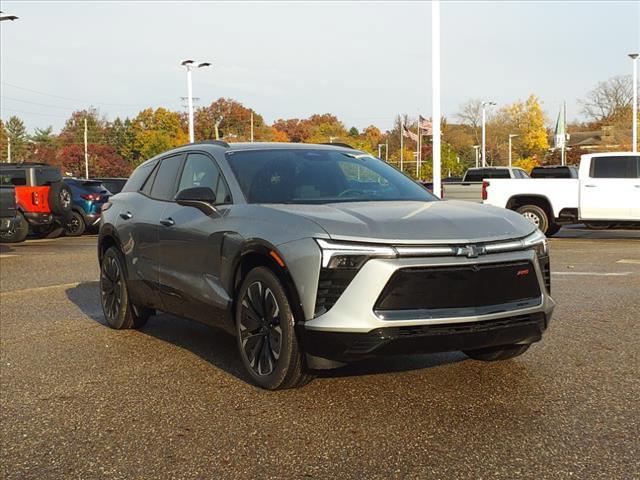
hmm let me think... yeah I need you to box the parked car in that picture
[63,178,111,236]
[442,167,529,202]
[530,165,579,179]
[0,185,24,242]
[93,177,128,195]
[0,163,73,242]
[99,141,555,390]
[483,152,640,235]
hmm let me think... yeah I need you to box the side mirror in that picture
[175,187,218,216]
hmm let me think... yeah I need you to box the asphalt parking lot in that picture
[1,228,639,480]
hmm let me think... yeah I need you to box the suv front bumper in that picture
[300,249,555,364]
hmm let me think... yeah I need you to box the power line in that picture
[0,81,147,107]
[1,107,69,118]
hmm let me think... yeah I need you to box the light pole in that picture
[481,101,496,167]
[508,134,519,167]
[630,53,639,152]
[329,136,339,143]
[181,60,211,143]
[473,145,480,168]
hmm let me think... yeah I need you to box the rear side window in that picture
[122,161,157,193]
[464,170,484,182]
[0,169,27,186]
[35,168,62,185]
[590,156,638,178]
[150,155,183,201]
[486,169,510,179]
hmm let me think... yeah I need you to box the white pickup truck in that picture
[483,152,640,236]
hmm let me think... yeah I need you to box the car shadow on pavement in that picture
[0,244,16,254]
[66,281,468,385]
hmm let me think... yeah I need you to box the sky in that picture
[1,1,639,134]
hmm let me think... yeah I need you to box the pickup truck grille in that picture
[539,255,551,293]
[375,260,542,320]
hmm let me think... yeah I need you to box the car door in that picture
[580,155,638,220]
[158,151,233,325]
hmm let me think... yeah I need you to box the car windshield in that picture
[226,149,437,204]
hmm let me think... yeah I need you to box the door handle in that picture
[119,211,133,220]
[160,217,175,227]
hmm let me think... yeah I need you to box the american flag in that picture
[402,124,418,142]
[418,115,432,135]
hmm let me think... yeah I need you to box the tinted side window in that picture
[150,155,183,201]
[178,153,231,204]
[486,170,510,179]
[0,169,27,186]
[590,156,637,178]
[464,170,483,182]
[122,161,157,192]
[35,168,62,185]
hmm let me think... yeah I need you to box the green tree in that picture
[30,126,55,145]
[105,117,135,161]
[0,120,8,162]
[59,108,107,146]
[5,116,29,161]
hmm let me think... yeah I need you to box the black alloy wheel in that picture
[65,211,86,237]
[101,251,124,325]
[100,247,152,329]
[239,281,283,377]
[235,267,313,390]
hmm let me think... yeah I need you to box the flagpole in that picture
[561,102,566,166]
[431,0,442,197]
[400,120,404,171]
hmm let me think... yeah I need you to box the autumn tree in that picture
[56,144,130,177]
[580,75,636,125]
[0,120,8,162]
[456,98,484,144]
[59,108,107,146]
[130,108,188,165]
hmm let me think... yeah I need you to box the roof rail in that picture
[189,140,230,148]
[320,142,355,149]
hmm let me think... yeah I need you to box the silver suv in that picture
[98,142,555,389]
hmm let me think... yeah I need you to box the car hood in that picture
[266,200,536,244]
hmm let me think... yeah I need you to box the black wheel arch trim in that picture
[506,194,556,220]
[222,235,305,330]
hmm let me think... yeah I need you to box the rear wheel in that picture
[0,213,28,243]
[236,267,313,390]
[64,211,86,237]
[100,247,153,329]
[516,204,555,235]
[464,344,531,361]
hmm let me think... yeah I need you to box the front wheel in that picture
[236,267,314,390]
[65,211,86,237]
[464,344,531,361]
[100,247,153,329]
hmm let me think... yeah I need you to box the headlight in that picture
[315,239,396,269]
[522,229,548,257]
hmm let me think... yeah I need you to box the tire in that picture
[100,247,153,329]
[48,181,73,216]
[516,204,551,234]
[64,211,86,237]
[0,213,28,243]
[464,343,531,361]
[235,267,314,390]
[31,223,65,239]
[545,224,561,237]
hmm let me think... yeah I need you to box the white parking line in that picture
[617,259,640,265]
[0,282,81,297]
[0,254,17,259]
[552,271,633,277]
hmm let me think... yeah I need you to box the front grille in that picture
[375,260,541,319]
[314,269,358,316]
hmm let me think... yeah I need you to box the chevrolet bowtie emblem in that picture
[456,245,486,258]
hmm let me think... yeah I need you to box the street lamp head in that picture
[629,53,639,60]
[0,11,19,21]
[482,101,497,107]
[181,60,195,66]
[509,133,520,138]
[197,62,212,68]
